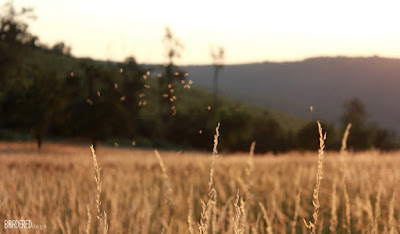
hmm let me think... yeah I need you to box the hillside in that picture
[182,56,400,132]
[1,42,310,152]
[15,47,306,134]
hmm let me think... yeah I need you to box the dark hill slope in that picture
[183,56,400,131]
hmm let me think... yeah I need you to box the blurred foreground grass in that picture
[0,142,399,233]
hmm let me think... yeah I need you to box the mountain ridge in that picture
[179,56,400,132]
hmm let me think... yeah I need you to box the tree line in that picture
[0,2,398,153]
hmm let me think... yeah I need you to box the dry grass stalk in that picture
[57,216,67,233]
[86,204,91,234]
[233,190,242,234]
[388,191,396,234]
[259,202,273,234]
[154,149,174,206]
[90,145,104,226]
[304,121,326,234]
[209,122,220,191]
[211,191,218,234]
[343,182,351,233]
[103,210,109,234]
[272,194,289,225]
[340,123,352,234]
[198,199,209,234]
[340,123,352,155]
[340,123,352,180]
[236,177,250,203]
[291,168,303,234]
[329,177,338,233]
[252,213,261,234]
[291,187,302,234]
[364,194,374,230]
[187,186,194,234]
[217,196,233,233]
[373,184,382,233]
[198,123,221,234]
[317,217,324,234]
[240,197,248,234]
[3,139,400,233]
[246,141,256,177]
[245,142,256,206]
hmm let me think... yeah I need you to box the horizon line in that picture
[86,54,400,66]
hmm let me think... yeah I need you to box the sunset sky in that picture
[12,0,400,65]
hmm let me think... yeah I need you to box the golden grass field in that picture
[0,138,399,233]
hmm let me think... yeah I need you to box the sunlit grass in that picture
[0,141,399,233]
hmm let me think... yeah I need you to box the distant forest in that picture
[0,2,398,152]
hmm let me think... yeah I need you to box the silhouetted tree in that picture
[22,65,61,149]
[250,112,285,153]
[210,45,225,112]
[0,1,35,84]
[340,97,371,151]
[0,62,62,149]
[51,42,71,56]
[296,121,339,151]
[63,60,122,149]
[61,69,85,137]
[0,39,16,82]
[0,1,36,44]
[369,123,399,151]
[119,56,145,138]
[216,105,252,151]
[341,97,366,126]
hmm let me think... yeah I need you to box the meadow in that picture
[0,127,399,233]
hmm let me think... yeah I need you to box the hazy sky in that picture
[12,0,400,65]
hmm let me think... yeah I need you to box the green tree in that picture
[0,1,36,45]
[0,1,40,138]
[51,41,71,56]
[119,56,145,138]
[340,97,371,151]
[0,62,62,149]
[216,105,252,151]
[250,112,286,153]
[167,103,212,149]
[296,121,339,151]
[63,60,122,149]
[23,65,62,149]
[0,1,36,96]
[369,123,399,151]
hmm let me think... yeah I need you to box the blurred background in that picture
[1,0,400,152]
